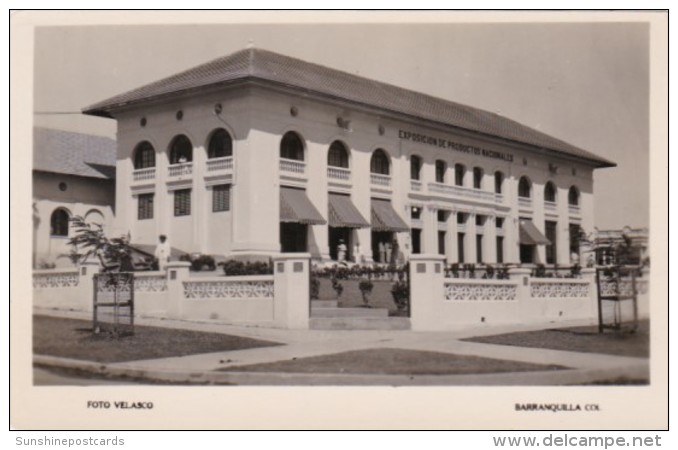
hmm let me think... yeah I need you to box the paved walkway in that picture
[33,307,649,386]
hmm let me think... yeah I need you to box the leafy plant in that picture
[483,265,495,279]
[221,259,273,276]
[310,275,320,300]
[390,280,409,311]
[331,277,344,299]
[358,279,374,307]
[67,216,132,272]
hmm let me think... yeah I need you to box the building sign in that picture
[399,129,514,162]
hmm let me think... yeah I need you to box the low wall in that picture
[32,256,310,329]
[410,255,600,331]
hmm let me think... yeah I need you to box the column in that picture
[485,215,497,264]
[423,205,437,254]
[447,210,458,263]
[466,213,477,264]
[230,128,280,255]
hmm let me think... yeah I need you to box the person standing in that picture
[337,239,347,262]
[154,234,171,271]
[378,241,386,264]
[385,240,392,266]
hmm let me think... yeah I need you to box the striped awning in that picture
[371,199,409,232]
[280,187,326,225]
[328,193,369,228]
[519,219,550,245]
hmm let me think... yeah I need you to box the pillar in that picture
[273,254,311,329]
[166,261,191,319]
[409,254,446,331]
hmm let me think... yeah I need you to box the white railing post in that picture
[409,254,446,331]
[166,261,191,319]
[273,254,311,329]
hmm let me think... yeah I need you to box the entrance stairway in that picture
[309,300,411,330]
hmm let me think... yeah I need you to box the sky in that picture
[32,17,651,230]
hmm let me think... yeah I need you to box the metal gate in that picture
[595,266,639,333]
[93,272,135,336]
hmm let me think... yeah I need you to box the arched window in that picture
[494,171,504,194]
[280,131,305,161]
[410,155,422,180]
[435,160,447,183]
[568,186,580,206]
[518,176,532,198]
[207,129,232,159]
[473,167,484,189]
[327,141,349,168]
[50,208,70,237]
[544,181,557,203]
[454,163,466,186]
[370,149,390,175]
[169,135,193,164]
[133,141,155,169]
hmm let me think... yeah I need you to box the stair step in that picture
[310,307,389,318]
[310,317,411,330]
[311,300,339,308]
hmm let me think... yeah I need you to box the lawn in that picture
[463,320,650,358]
[33,315,282,363]
[222,348,567,375]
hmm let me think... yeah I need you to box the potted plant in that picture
[390,280,409,313]
[331,277,344,299]
[358,279,374,307]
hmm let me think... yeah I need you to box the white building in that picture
[32,127,116,268]
[82,48,615,266]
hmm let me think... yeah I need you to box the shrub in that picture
[221,259,273,276]
[331,277,344,298]
[358,279,374,306]
[390,280,409,311]
[310,275,320,300]
[483,265,495,279]
[570,263,582,278]
[533,264,547,278]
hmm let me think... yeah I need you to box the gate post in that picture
[78,259,100,313]
[273,253,311,329]
[581,267,598,324]
[166,261,191,319]
[409,254,445,331]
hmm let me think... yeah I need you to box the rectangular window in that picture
[435,161,446,183]
[438,231,446,255]
[569,223,581,255]
[496,236,504,263]
[457,232,465,263]
[212,184,231,212]
[437,210,447,222]
[137,193,154,220]
[174,189,191,216]
[457,212,467,224]
[545,220,557,264]
[475,214,485,226]
[496,217,504,228]
[410,206,422,220]
[476,234,483,263]
[411,229,422,254]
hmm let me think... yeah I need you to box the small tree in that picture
[359,279,374,307]
[331,277,344,299]
[67,216,133,272]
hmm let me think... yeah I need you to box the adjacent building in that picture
[82,48,615,265]
[32,127,116,267]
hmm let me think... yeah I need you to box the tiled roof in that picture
[83,48,615,168]
[33,127,116,179]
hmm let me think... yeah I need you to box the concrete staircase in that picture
[309,300,411,330]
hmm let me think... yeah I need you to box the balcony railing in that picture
[457,223,467,233]
[476,225,485,235]
[544,200,557,211]
[370,173,391,187]
[569,204,581,215]
[280,158,306,175]
[410,180,422,192]
[206,156,233,173]
[327,166,351,181]
[133,167,155,182]
[411,218,423,229]
[518,197,533,208]
[496,227,505,237]
[168,162,193,178]
[495,193,504,203]
[428,182,494,202]
[438,221,447,231]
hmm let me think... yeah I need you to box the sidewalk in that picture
[33,307,649,386]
